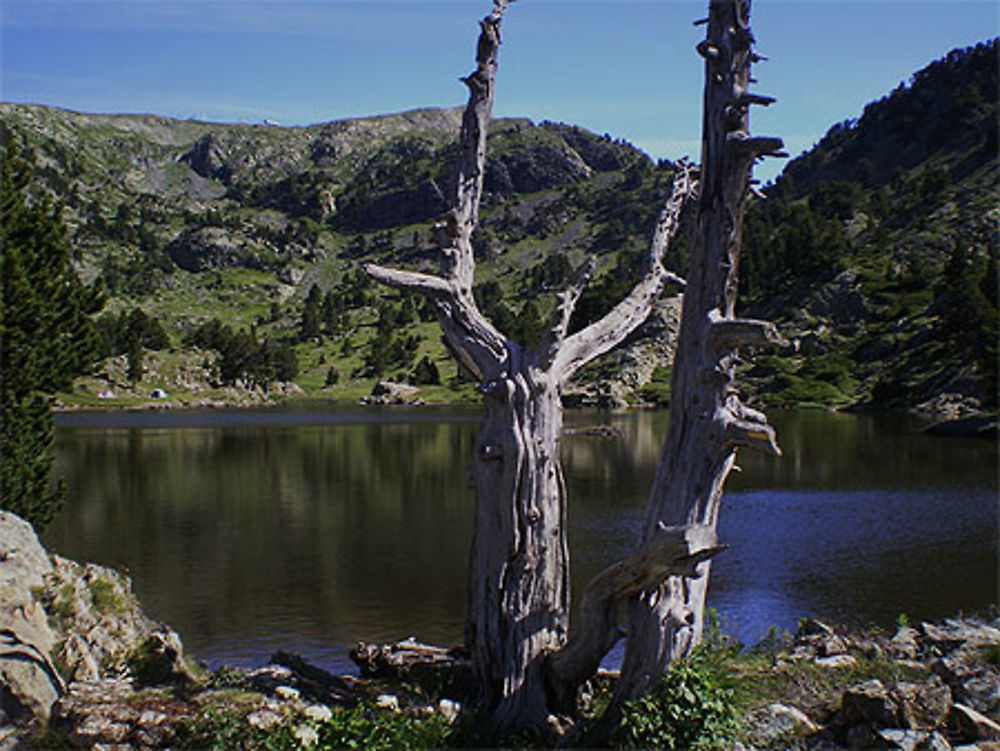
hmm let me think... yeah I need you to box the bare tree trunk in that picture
[365,1,695,734]
[614,0,786,705]
[466,367,567,730]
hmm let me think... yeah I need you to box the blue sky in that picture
[2,1,996,182]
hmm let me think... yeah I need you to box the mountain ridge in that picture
[1,39,996,420]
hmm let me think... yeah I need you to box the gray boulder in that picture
[167,226,262,272]
[0,512,63,728]
[0,510,196,739]
[363,381,421,405]
[948,702,1000,743]
[744,702,820,747]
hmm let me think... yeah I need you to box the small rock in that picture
[438,698,461,723]
[890,627,921,660]
[784,646,816,662]
[746,702,819,746]
[279,267,305,285]
[817,635,850,657]
[876,728,930,751]
[856,637,888,661]
[837,679,898,728]
[137,708,169,727]
[294,724,320,747]
[247,709,283,730]
[916,731,954,751]
[248,664,295,692]
[960,671,1000,715]
[816,654,858,668]
[932,656,971,687]
[922,620,1000,650]
[893,676,952,730]
[303,704,332,722]
[71,713,133,745]
[375,694,399,712]
[275,685,301,702]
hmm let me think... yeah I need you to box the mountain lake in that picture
[47,406,997,674]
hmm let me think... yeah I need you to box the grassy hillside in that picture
[1,39,995,415]
[740,39,997,414]
[0,102,682,407]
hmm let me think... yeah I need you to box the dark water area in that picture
[48,407,998,674]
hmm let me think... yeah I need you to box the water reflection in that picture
[48,407,997,673]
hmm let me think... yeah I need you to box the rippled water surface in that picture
[48,407,997,673]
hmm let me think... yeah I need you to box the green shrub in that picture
[982,643,1000,667]
[88,576,126,614]
[619,652,740,750]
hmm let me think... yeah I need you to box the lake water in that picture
[48,407,998,674]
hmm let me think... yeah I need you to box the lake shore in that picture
[54,382,998,442]
[4,509,998,749]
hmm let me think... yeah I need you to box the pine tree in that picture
[126,332,144,385]
[1,143,105,529]
[300,283,322,340]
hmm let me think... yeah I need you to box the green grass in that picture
[87,577,126,615]
[727,651,929,719]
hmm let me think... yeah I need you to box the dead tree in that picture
[613,0,787,704]
[365,0,694,733]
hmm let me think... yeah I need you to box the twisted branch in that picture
[549,160,696,378]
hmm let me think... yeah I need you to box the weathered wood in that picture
[551,161,695,380]
[350,638,473,699]
[611,0,785,710]
[546,525,725,713]
[362,0,694,734]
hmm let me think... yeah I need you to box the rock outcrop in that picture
[178,133,231,183]
[0,512,63,732]
[166,226,264,272]
[0,512,192,746]
[738,616,1000,750]
[360,380,422,406]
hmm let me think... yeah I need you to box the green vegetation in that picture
[178,700,451,751]
[619,651,740,750]
[0,139,105,529]
[740,39,997,410]
[186,318,298,390]
[0,40,994,413]
[983,643,1000,667]
[87,576,126,615]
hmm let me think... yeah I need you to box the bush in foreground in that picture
[619,650,740,750]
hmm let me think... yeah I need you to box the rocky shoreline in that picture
[2,510,998,749]
[56,382,1000,441]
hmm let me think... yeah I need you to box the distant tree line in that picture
[186,319,298,390]
[95,307,172,385]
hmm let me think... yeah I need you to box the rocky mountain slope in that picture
[1,39,995,415]
[739,39,997,418]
